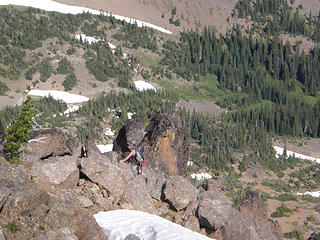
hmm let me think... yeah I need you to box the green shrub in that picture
[56,57,74,75]
[283,230,303,240]
[7,222,19,233]
[272,193,297,202]
[271,204,292,218]
[62,73,76,91]
[38,58,52,82]
[0,81,10,95]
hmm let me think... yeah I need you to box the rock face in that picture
[0,157,107,240]
[143,112,188,176]
[197,191,234,231]
[30,156,79,188]
[308,232,320,240]
[22,129,75,167]
[113,115,145,153]
[163,175,199,211]
[221,191,282,240]
[113,112,188,176]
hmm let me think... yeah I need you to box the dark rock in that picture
[30,156,79,188]
[113,115,145,153]
[197,191,233,231]
[142,112,188,176]
[80,141,133,199]
[221,191,283,240]
[307,232,320,240]
[119,175,157,214]
[113,112,188,176]
[125,234,141,240]
[22,129,72,167]
[163,176,199,211]
[43,195,107,240]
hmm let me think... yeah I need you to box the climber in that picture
[120,146,145,174]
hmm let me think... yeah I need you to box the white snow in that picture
[105,128,115,137]
[75,34,101,44]
[134,81,156,92]
[64,105,79,115]
[28,137,47,143]
[127,112,134,119]
[0,0,172,34]
[274,146,320,164]
[191,173,212,181]
[297,191,320,198]
[187,161,194,167]
[96,144,113,154]
[108,42,116,49]
[28,90,89,104]
[94,210,214,240]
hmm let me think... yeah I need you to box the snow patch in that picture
[134,81,156,92]
[96,144,113,154]
[191,173,212,181]
[0,0,172,34]
[105,128,115,137]
[28,90,89,104]
[75,34,101,44]
[274,146,320,164]
[297,191,320,198]
[187,161,194,167]
[28,137,47,143]
[127,112,134,119]
[64,105,79,115]
[94,210,214,240]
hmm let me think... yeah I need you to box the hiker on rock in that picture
[120,146,145,174]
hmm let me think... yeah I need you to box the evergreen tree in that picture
[3,89,38,164]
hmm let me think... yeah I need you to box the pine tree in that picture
[3,90,38,164]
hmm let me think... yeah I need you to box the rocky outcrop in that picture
[307,232,320,240]
[197,191,234,231]
[221,191,282,240]
[36,228,78,240]
[143,112,188,176]
[22,129,77,167]
[30,155,79,188]
[113,112,188,176]
[0,157,107,240]
[113,115,145,153]
[163,175,199,211]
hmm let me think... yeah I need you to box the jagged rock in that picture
[0,229,7,240]
[113,115,145,153]
[78,196,94,208]
[114,112,188,176]
[307,232,320,240]
[30,156,79,188]
[22,129,72,167]
[80,141,133,198]
[143,112,188,176]
[43,195,107,240]
[221,191,282,240]
[36,228,78,240]
[197,191,234,231]
[125,234,141,240]
[0,186,13,211]
[163,176,199,211]
[2,185,50,219]
[183,215,201,233]
[146,173,166,201]
[119,175,157,214]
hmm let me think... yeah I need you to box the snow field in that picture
[134,81,156,92]
[0,0,172,34]
[28,90,89,104]
[94,210,214,240]
[274,146,320,163]
[191,172,212,181]
[297,191,320,198]
[96,144,113,154]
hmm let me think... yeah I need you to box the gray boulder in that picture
[163,175,199,211]
[125,234,141,240]
[119,176,157,214]
[30,156,79,188]
[197,191,233,231]
[22,129,74,167]
[36,228,78,240]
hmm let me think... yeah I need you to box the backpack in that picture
[134,146,146,165]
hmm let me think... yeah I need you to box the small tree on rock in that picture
[3,89,38,164]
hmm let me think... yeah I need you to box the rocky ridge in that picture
[0,112,282,239]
